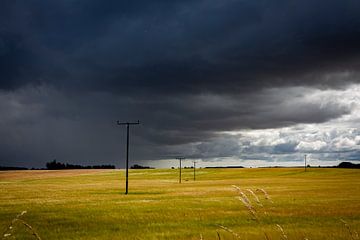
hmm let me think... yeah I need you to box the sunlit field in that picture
[1,168,359,239]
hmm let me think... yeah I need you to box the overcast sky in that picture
[1,0,360,168]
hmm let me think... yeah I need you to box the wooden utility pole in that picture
[176,157,185,183]
[193,160,196,181]
[117,120,140,194]
[304,154,307,172]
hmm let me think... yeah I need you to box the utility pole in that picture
[304,154,307,172]
[193,160,196,181]
[176,157,185,183]
[117,120,140,194]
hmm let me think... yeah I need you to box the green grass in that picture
[0,168,359,239]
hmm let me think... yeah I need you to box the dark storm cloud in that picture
[1,0,360,92]
[1,0,360,167]
[0,85,352,167]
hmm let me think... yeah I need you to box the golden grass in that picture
[2,211,42,240]
[0,168,359,239]
[0,169,109,180]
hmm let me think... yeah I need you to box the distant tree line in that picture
[46,160,115,170]
[0,166,28,170]
[130,164,153,169]
[337,162,360,169]
[1,161,359,171]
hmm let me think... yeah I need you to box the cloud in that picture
[1,83,358,167]
[295,141,327,152]
[1,0,360,167]
[1,0,360,93]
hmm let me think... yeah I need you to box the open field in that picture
[0,168,359,239]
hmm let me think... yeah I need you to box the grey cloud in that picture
[0,84,355,167]
[193,135,241,158]
[1,0,360,93]
[272,143,297,154]
[2,0,360,167]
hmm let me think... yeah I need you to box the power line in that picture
[117,120,140,194]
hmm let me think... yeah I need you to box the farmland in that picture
[0,168,359,239]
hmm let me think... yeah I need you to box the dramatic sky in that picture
[1,0,360,168]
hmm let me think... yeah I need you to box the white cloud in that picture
[295,140,327,152]
[210,84,360,165]
[333,137,357,149]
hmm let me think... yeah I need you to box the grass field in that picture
[0,168,359,239]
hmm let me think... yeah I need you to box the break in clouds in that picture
[1,0,360,167]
